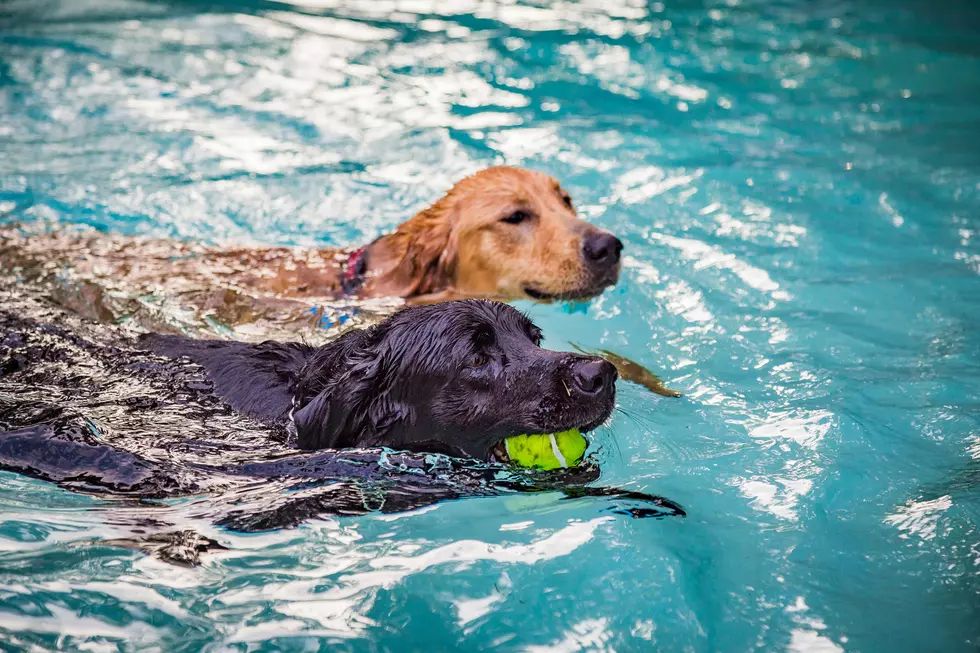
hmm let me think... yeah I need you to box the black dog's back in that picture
[140,334,314,422]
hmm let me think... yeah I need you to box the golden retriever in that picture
[0,167,623,313]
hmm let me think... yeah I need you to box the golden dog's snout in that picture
[582,231,624,270]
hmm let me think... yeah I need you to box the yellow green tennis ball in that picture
[504,429,587,470]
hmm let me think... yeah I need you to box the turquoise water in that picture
[2,0,980,650]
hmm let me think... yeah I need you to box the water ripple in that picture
[2,0,980,650]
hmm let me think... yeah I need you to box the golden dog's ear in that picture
[372,196,459,297]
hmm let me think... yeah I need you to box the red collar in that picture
[341,247,368,295]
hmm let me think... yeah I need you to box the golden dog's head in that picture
[372,166,623,301]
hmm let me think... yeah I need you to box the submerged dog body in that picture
[0,167,623,319]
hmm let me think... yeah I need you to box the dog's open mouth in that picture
[488,431,593,465]
[491,441,512,463]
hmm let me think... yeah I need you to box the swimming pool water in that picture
[2,0,979,650]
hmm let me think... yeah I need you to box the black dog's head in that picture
[291,300,617,461]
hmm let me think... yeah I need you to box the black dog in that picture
[0,289,683,541]
[144,299,617,459]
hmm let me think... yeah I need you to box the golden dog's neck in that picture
[207,199,457,301]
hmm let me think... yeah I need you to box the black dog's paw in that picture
[608,504,686,519]
[560,486,687,519]
[102,530,228,566]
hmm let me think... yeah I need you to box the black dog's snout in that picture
[571,358,617,396]
[582,232,623,268]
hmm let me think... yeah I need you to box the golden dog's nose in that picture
[582,232,623,268]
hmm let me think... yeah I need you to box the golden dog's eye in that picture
[469,354,489,368]
[502,210,529,225]
[561,193,573,209]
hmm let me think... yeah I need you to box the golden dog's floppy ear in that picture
[371,195,460,297]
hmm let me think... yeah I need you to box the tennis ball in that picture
[505,429,587,470]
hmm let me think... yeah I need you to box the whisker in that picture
[615,405,661,432]
[612,406,650,462]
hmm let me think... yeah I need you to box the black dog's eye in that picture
[502,210,530,225]
[530,328,542,346]
[469,353,490,368]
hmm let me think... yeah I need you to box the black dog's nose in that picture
[571,358,617,396]
[582,232,623,267]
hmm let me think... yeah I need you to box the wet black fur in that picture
[144,300,619,460]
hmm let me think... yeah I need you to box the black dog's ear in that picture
[291,325,414,451]
[291,329,372,451]
[291,390,351,450]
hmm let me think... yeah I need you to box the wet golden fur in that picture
[0,166,619,310]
